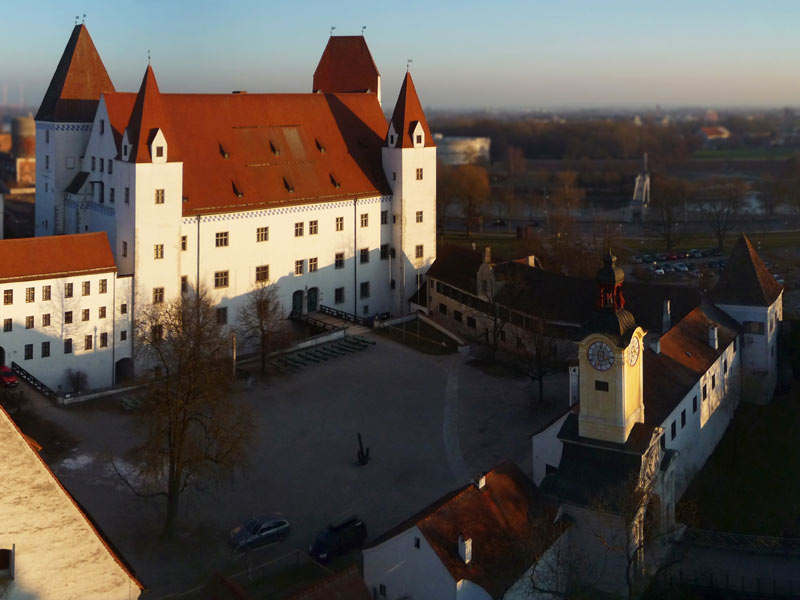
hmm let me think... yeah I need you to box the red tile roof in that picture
[712,234,783,307]
[0,232,116,283]
[387,72,435,149]
[36,25,115,122]
[313,36,380,95]
[102,90,390,215]
[287,566,371,600]
[368,461,559,598]
[125,66,180,163]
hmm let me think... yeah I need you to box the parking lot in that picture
[24,332,569,597]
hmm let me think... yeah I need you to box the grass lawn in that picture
[679,389,800,537]
[376,317,458,355]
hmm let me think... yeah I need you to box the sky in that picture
[2,0,800,112]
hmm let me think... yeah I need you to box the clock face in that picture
[588,341,614,371]
[627,336,641,367]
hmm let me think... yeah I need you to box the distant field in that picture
[692,148,795,160]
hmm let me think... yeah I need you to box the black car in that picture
[230,516,290,551]
[309,516,367,562]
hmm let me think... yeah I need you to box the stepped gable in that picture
[313,36,380,95]
[712,234,783,307]
[387,72,435,148]
[0,232,116,283]
[36,25,115,122]
[125,66,180,163]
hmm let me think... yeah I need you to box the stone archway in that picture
[292,290,304,315]
[115,358,133,384]
[307,287,319,313]
[0,346,5,367]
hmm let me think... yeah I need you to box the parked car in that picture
[656,253,668,261]
[641,254,654,263]
[230,516,290,551]
[667,252,680,261]
[663,264,675,273]
[631,255,643,263]
[0,366,19,387]
[675,263,689,273]
[654,267,665,275]
[309,516,367,563]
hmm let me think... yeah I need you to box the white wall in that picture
[455,579,492,600]
[363,525,456,600]
[531,411,571,486]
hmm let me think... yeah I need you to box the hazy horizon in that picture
[2,1,799,113]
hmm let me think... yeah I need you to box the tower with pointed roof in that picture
[711,234,783,402]
[577,250,647,444]
[382,72,437,314]
[35,24,115,237]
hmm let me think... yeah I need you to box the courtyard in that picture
[18,332,569,597]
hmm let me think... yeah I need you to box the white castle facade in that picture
[0,26,436,393]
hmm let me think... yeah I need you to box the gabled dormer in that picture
[150,129,168,164]
[410,121,425,148]
[120,130,131,161]
[386,122,399,148]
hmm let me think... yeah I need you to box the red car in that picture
[0,366,19,387]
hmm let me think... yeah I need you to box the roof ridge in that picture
[711,233,782,307]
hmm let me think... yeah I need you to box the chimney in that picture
[650,337,661,354]
[709,324,718,350]
[662,299,671,332]
[483,246,492,264]
[476,473,486,490]
[458,535,472,565]
[471,242,476,251]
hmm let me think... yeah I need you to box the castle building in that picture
[4,25,436,393]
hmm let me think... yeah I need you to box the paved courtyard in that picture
[25,333,569,597]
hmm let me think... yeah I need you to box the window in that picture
[360,213,369,227]
[381,210,388,224]
[416,210,423,223]
[595,380,609,392]
[25,316,33,329]
[109,188,115,203]
[99,279,107,294]
[671,421,676,440]
[360,281,370,298]
[309,220,318,235]
[712,374,716,390]
[390,279,396,289]
[85,335,93,350]
[64,338,73,354]
[64,283,73,298]
[415,245,424,259]
[733,337,737,353]
[693,395,698,413]
[181,236,187,251]
[416,168,423,180]
[122,241,128,257]
[309,257,318,272]
[42,285,51,301]
[360,248,369,264]
[335,287,345,304]
[681,410,686,428]
[439,303,448,315]
[257,226,269,242]
[152,324,164,341]
[335,216,344,231]
[108,160,113,174]
[154,244,164,259]
[41,341,50,358]
[467,316,476,329]
[24,344,33,360]
[724,359,728,375]
[363,304,369,315]
[155,189,165,204]
[153,287,164,303]
[414,537,421,549]
[214,271,229,288]
[3,290,12,305]
[99,119,105,134]
[120,303,127,314]
[255,265,269,282]
[82,281,91,296]
[99,306,107,318]
[124,187,130,204]
[100,332,108,348]
[82,309,89,321]
[335,252,344,269]
[65,311,73,324]
[294,222,304,237]
[416,134,422,144]
[181,275,188,293]
[743,321,765,335]
[703,384,707,400]
[99,158,104,172]
[380,244,389,260]
[2,319,10,332]
[294,260,304,275]
[91,156,96,171]
[46,130,49,143]
[215,231,229,247]
[120,330,127,341]
[454,310,463,322]
[379,584,386,597]
[156,146,164,158]
[42,314,50,327]
[216,307,228,325]
[392,171,396,181]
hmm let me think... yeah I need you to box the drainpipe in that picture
[111,272,116,385]
[353,197,357,317]
[196,215,201,293]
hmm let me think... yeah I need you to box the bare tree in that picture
[516,317,564,406]
[647,176,692,251]
[116,288,254,536]
[550,171,585,214]
[236,281,287,374]
[758,176,789,216]
[438,164,490,235]
[697,178,747,249]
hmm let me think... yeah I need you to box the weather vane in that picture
[330,26,336,36]
[82,13,86,24]
[362,25,366,36]
[407,59,413,72]
[147,49,151,65]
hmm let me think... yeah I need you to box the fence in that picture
[667,568,800,598]
[11,361,57,402]
[687,528,800,555]
[318,304,374,327]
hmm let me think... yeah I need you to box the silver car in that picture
[230,516,290,551]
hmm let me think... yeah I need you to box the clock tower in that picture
[578,250,645,444]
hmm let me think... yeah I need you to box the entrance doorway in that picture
[307,287,319,312]
[0,346,5,367]
[292,291,304,314]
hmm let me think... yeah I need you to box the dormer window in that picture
[283,177,294,193]
[123,144,128,158]
[99,119,105,135]
[270,141,281,156]
[156,146,164,158]
[416,134,422,144]
[390,135,395,145]
[219,144,230,159]
[315,139,326,153]
[330,174,341,189]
